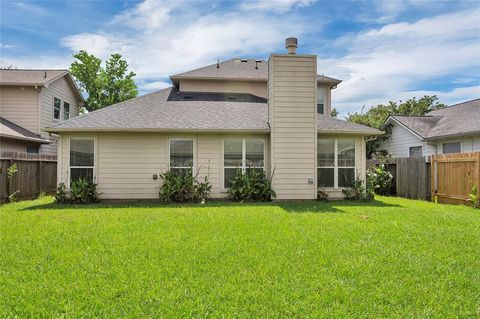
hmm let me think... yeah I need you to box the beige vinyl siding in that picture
[180,79,267,98]
[0,138,30,152]
[269,54,317,200]
[40,76,80,131]
[58,132,269,200]
[0,85,39,133]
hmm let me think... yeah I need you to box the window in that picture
[443,142,461,154]
[318,138,356,188]
[63,102,70,120]
[54,97,61,120]
[169,139,194,174]
[317,87,325,114]
[409,146,422,158]
[26,145,39,154]
[70,139,94,183]
[224,138,265,188]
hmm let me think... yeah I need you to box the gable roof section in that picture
[0,69,84,102]
[0,117,50,144]
[45,87,381,135]
[170,59,342,86]
[383,98,480,140]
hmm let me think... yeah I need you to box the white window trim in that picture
[68,136,97,188]
[222,137,266,190]
[168,137,196,174]
[318,138,356,189]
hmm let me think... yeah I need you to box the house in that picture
[0,69,84,155]
[381,99,480,159]
[45,38,382,200]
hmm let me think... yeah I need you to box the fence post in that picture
[38,160,43,193]
[430,155,435,202]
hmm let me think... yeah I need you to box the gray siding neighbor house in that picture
[45,38,383,200]
[381,99,480,159]
[0,69,84,155]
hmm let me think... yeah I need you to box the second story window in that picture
[54,97,61,120]
[317,87,325,114]
[63,102,70,120]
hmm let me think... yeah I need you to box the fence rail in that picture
[0,152,57,204]
[431,152,480,205]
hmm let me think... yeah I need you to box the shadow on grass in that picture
[20,198,402,214]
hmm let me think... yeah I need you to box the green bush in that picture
[159,168,212,203]
[55,178,100,204]
[7,163,19,202]
[227,168,275,202]
[342,177,374,201]
[469,185,479,209]
[367,163,393,195]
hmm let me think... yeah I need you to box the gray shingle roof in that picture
[0,69,68,86]
[388,98,480,140]
[45,87,380,135]
[46,88,269,132]
[317,115,383,134]
[0,117,49,143]
[171,58,342,85]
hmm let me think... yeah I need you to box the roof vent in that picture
[240,59,248,62]
[255,60,262,69]
[285,37,298,54]
[44,71,47,78]
[216,59,220,69]
[184,95,193,99]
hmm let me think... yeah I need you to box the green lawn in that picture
[1,197,479,318]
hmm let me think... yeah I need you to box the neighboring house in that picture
[0,69,84,155]
[381,99,480,159]
[45,38,382,200]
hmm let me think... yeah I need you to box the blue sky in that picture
[1,0,479,117]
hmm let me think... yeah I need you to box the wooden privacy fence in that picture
[431,152,480,205]
[367,157,430,200]
[396,157,430,200]
[0,151,57,204]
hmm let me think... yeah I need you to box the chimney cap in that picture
[285,37,298,54]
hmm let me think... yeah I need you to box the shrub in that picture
[342,176,374,201]
[367,163,393,195]
[70,178,100,204]
[7,163,19,202]
[468,185,479,209]
[55,179,100,204]
[159,168,211,203]
[227,168,275,202]
[317,186,329,202]
[55,183,68,204]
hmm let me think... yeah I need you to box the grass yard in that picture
[0,196,479,318]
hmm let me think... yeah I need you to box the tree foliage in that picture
[70,51,138,111]
[346,95,445,157]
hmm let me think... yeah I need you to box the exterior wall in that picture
[58,132,269,200]
[381,122,424,158]
[382,122,480,159]
[0,137,31,153]
[40,76,80,155]
[0,85,40,133]
[179,79,267,98]
[269,54,318,200]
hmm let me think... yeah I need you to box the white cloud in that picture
[14,1,47,14]
[60,3,307,81]
[138,80,172,93]
[241,0,315,12]
[320,9,480,117]
[0,43,16,49]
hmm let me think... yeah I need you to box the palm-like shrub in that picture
[159,168,211,203]
[227,168,275,202]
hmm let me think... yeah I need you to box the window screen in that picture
[443,142,461,154]
[70,139,94,182]
[170,139,193,174]
[409,146,422,157]
[54,97,61,120]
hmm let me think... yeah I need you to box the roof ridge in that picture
[171,58,238,78]
[0,69,69,71]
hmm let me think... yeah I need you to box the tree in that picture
[70,51,138,111]
[346,95,446,158]
[331,108,338,118]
